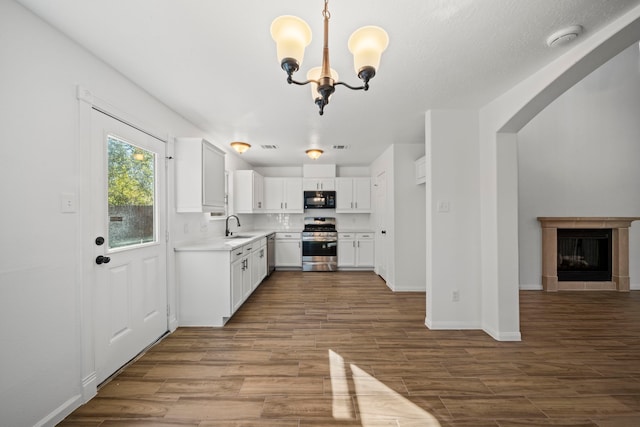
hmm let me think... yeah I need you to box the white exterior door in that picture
[375,171,388,281]
[91,110,168,384]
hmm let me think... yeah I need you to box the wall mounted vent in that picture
[260,144,279,150]
[332,145,350,150]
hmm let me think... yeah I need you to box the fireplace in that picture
[537,217,640,292]
[557,228,612,282]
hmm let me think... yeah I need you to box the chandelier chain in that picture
[322,0,330,20]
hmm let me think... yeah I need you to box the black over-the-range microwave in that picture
[304,191,336,209]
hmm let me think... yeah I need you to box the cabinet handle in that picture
[281,202,283,209]
[358,241,360,248]
[355,202,358,209]
[236,251,243,256]
[285,202,288,209]
[350,202,353,209]
[352,241,355,248]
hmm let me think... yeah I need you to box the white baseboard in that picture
[35,394,82,427]
[483,324,522,341]
[425,317,481,330]
[82,372,97,403]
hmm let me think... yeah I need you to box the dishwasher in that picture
[266,232,275,276]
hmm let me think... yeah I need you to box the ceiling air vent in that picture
[332,145,350,150]
[260,144,279,150]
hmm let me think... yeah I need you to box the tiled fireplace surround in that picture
[537,217,640,292]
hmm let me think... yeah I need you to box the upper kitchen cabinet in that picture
[335,177,371,213]
[175,138,225,213]
[303,178,335,191]
[264,177,303,213]
[234,170,264,213]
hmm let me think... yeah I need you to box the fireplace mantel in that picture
[537,217,640,292]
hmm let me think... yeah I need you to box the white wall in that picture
[0,1,250,425]
[518,44,640,289]
[371,144,426,292]
[425,110,481,328]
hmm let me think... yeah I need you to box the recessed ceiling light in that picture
[546,25,583,48]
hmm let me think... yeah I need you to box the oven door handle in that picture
[302,237,338,243]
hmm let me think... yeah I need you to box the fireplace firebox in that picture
[557,228,612,282]
[537,217,640,292]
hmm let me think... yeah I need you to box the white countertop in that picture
[174,230,275,252]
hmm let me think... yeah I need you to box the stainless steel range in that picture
[302,217,337,271]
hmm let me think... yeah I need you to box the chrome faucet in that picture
[225,215,241,236]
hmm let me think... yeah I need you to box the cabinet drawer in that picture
[356,233,374,239]
[231,245,247,262]
[338,232,355,239]
[275,232,301,240]
[256,237,267,248]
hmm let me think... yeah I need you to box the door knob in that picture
[381,230,387,234]
[96,255,111,265]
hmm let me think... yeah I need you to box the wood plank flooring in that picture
[60,271,640,426]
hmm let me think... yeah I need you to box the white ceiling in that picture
[15,0,640,167]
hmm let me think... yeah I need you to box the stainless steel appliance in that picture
[303,191,336,209]
[302,217,337,271]
[266,232,275,276]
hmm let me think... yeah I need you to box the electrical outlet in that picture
[437,201,450,213]
[452,290,460,302]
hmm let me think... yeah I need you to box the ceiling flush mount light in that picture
[306,148,324,160]
[271,0,389,115]
[230,141,251,154]
[546,25,583,47]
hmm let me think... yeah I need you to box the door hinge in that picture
[165,231,170,242]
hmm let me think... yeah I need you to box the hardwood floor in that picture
[60,271,640,426]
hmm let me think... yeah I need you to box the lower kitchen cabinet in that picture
[275,232,301,268]
[176,237,268,327]
[338,232,375,268]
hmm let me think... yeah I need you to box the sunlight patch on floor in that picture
[329,349,441,426]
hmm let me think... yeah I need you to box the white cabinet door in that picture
[242,255,252,300]
[336,177,371,212]
[234,170,263,213]
[283,178,303,212]
[264,177,284,211]
[353,178,371,211]
[276,239,301,267]
[356,238,375,267]
[264,177,303,213]
[175,138,225,213]
[231,257,244,313]
[251,246,266,290]
[335,178,354,211]
[338,239,356,267]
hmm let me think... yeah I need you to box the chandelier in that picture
[270,0,389,115]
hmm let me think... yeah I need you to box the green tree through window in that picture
[107,136,155,248]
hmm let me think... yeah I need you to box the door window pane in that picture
[107,136,156,249]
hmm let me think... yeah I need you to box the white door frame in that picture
[76,86,173,402]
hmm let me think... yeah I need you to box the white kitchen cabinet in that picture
[234,170,264,213]
[175,137,226,213]
[275,232,301,267]
[303,178,335,191]
[176,236,269,327]
[264,177,303,213]
[335,177,371,213]
[338,232,374,268]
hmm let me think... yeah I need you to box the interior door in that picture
[375,171,388,281]
[91,109,168,384]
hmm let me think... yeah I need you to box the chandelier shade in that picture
[348,26,389,76]
[270,16,312,72]
[271,0,388,115]
[307,66,339,103]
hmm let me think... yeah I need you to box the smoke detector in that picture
[546,25,583,47]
